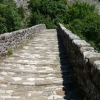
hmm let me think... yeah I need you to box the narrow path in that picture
[0,29,82,100]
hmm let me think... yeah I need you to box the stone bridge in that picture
[0,24,100,100]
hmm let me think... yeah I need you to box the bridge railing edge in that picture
[57,23,100,100]
[0,24,46,59]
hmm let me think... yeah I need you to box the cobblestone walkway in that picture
[0,29,82,100]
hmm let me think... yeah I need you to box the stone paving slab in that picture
[0,29,82,100]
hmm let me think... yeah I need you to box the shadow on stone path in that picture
[57,31,83,100]
[0,29,83,100]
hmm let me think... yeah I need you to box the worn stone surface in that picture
[0,29,82,100]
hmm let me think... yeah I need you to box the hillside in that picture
[68,0,100,14]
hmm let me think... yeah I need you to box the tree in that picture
[0,0,23,34]
[65,2,100,52]
[17,5,25,19]
[28,0,67,28]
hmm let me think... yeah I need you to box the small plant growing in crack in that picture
[30,35,33,39]
[7,49,13,56]
[18,44,23,49]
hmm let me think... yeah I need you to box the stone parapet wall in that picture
[57,24,100,100]
[0,24,46,59]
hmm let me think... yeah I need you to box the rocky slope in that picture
[14,0,29,9]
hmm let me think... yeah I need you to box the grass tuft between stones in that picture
[18,44,23,49]
[7,49,13,56]
[30,35,33,39]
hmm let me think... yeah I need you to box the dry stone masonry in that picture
[0,25,82,100]
[0,24,46,60]
[58,24,100,100]
[1,23,99,100]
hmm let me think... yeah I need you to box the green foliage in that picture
[65,2,95,24]
[28,0,67,28]
[7,49,13,56]
[66,19,85,39]
[0,0,4,3]
[0,0,23,34]
[0,15,7,33]
[83,13,100,40]
[17,5,25,19]
[18,44,23,49]
[29,12,55,28]
[65,2,100,52]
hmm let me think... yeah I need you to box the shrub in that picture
[65,2,95,24]
[17,5,25,19]
[28,0,67,28]
[83,13,100,41]
[66,19,85,39]
[7,49,13,56]
[0,0,23,34]
[65,2,100,52]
